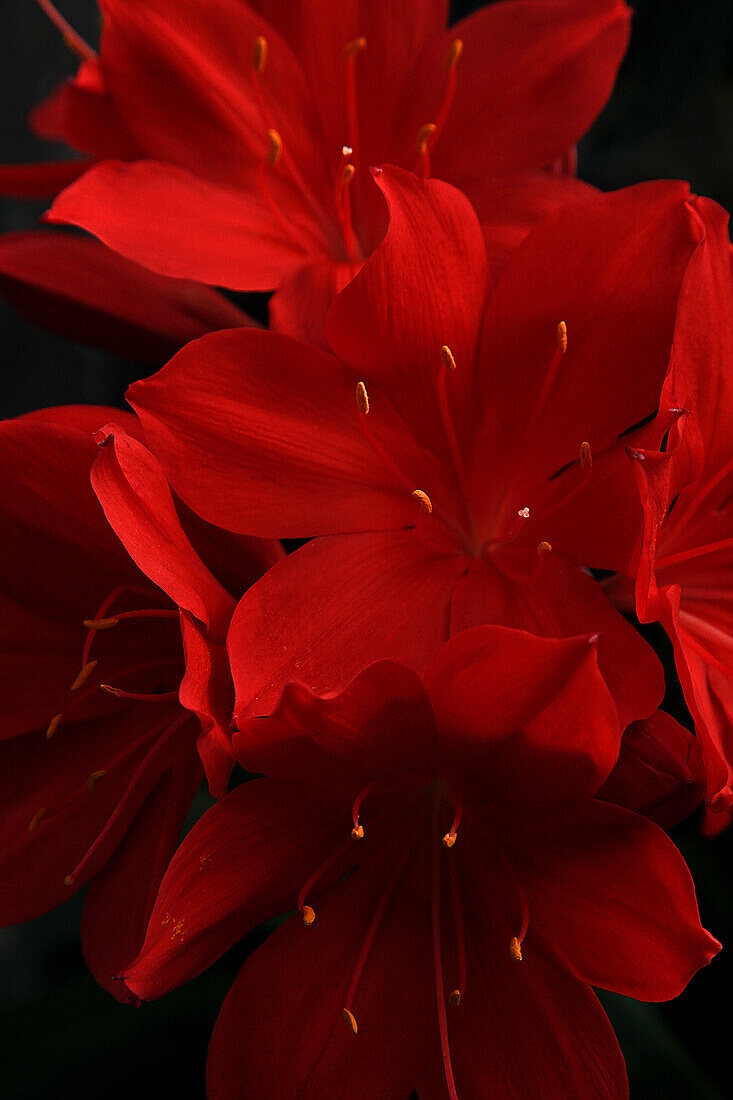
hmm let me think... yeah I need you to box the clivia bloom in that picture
[126,168,704,728]
[608,197,733,830]
[33,0,629,343]
[122,628,719,1098]
[0,406,280,996]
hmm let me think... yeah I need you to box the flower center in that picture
[249,32,462,262]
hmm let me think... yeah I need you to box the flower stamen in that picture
[35,0,96,61]
[342,37,367,159]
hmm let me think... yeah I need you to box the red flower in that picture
[0,406,279,997]
[123,629,719,1098]
[609,197,733,830]
[127,168,704,727]
[38,0,628,342]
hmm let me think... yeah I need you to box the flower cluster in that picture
[1,1,731,1096]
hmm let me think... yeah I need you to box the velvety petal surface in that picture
[46,160,322,289]
[124,779,348,1000]
[129,328,419,537]
[229,531,466,719]
[514,799,720,1000]
[0,231,252,361]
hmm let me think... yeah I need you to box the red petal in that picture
[426,0,631,177]
[598,709,705,828]
[425,626,620,798]
[81,757,201,1001]
[326,166,489,451]
[0,704,188,925]
[207,835,433,1100]
[515,800,720,1000]
[229,531,465,719]
[179,612,235,799]
[97,0,322,189]
[46,159,321,289]
[449,554,664,730]
[467,170,598,282]
[124,779,348,999]
[129,328,416,537]
[31,57,141,160]
[0,159,94,198]
[0,231,254,361]
[467,182,703,519]
[91,425,235,634]
[234,661,437,786]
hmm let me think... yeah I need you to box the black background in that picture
[1,2,733,1096]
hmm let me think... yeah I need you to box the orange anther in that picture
[267,128,283,164]
[509,936,523,962]
[70,660,97,692]
[446,37,464,70]
[412,489,433,515]
[252,34,268,74]
[83,616,119,630]
[537,540,553,557]
[342,163,356,188]
[580,441,592,471]
[29,807,47,833]
[64,873,75,887]
[46,713,63,740]
[343,36,367,57]
[302,905,316,926]
[342,1008,359,1034]
[440,345,457,371]
[416,122,436,153]
[351,824,364,840]
[449,989,462,1006]
[442,832,457,849]
[87,770,106,791]
[356,381,370,416]
[557,320,568,354]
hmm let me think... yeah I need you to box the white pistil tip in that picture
[342,145,353,157]
[518,507,530,519]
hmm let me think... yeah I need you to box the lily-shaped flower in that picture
[35,0,628,342]
[0,406,279,996]
[122,628,719,1098]
[128,168,704,728]
[609,197,733,830]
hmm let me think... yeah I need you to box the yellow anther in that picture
[442,831,457,849]
[449,989,462,1006]
[412,489,433,515]
[351,824,364,840]
[87,770,106,791]
[342,1008,359,1035]
[343,36,367,57]
[446,37,464,70]
[302,905,316,926]
[440,345,457,371]
[537,540,553,557]
[557,320,568,354]
[29,807,47,833]
[64,874,75,887]
[267,128,283,164]
[83,616,119,630]
[416,122,436,153]
[356,380,370,416]
[509,936,523,962]
[46,713,63,740]
[252,34,268,74]
[342,163,356,188]
[580,441,592,471]
[70,660,97,692]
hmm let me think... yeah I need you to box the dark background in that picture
[2,1,733,1096]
